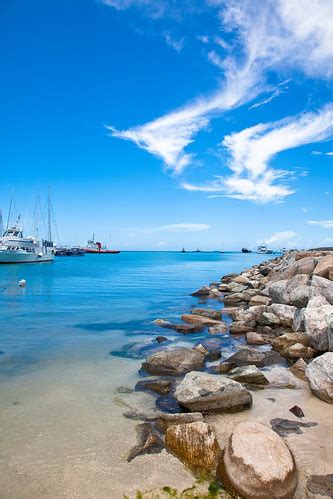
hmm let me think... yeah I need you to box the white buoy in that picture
[19,279,27,287]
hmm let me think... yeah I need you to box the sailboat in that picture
[0,192,55,264]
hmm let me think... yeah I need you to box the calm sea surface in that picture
[0,251,272,379]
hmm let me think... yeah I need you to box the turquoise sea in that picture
[0,251,271,379]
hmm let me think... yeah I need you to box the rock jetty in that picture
[123,250,333,497]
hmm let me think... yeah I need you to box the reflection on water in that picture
[0,251,270,377]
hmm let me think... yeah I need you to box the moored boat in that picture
[85,234,120,254]
[257,245,273,254]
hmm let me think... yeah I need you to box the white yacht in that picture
[257,245,273,255]
[0,195,55,264]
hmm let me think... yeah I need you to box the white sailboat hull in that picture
[0,250,54,263]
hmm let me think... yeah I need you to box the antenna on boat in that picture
[0,209,3,236]
[6,189,13,230]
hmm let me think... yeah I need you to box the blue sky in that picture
[1,0,333,250]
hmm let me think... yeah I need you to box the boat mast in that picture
[6,190,13,230]
[0,209,3,236]
[47,187,52,242]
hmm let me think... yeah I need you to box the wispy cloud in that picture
[182,104,333,202]
[106,0,333,200]
[264,231,298,246]
[308,220,333,229]
[163,32,184,52]
[312,150,333,156]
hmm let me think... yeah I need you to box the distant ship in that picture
[85,234,120,254]
[0,193,55,264]
[241,248,252,253]
[181,247,186,253]
[257,245,273,254]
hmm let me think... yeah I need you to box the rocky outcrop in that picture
[303,296,333,351]
[175,371,252,413]
[142,348,205,376]
[217,422,298,499]
[277,256,316,280]
[165,421,221,473]
[191,285,211,296]
[305,353,333,403]
[227,365,269,385]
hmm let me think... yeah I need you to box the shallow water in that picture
[0,251,270,377]
[3,251,330,498]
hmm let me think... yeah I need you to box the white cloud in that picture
[264,231,298,245]
[107,0,333,200]
[308,220,333,228]
[181,103,333,202]
[163,32,184,52]
[312,150,333,156]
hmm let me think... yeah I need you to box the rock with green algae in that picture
[124,479,233,498]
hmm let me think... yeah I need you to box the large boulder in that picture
[230,320,256,334]
[285,273,311,293]
[227,365,269,385]
[224,292,246,305]
[311,275,333,305]
[289,285,310,308]
[277,256,316,280]
[227,348,284,368]
[191,285,211,297]
[227,282,248,293]
[305,353,333,404]
[175,371,252,413]
[165,421,221,473]
[257,310,280,327]
[271,332,311,353]
[288,358,307,380]
[142,348,205,376]
[267,280,289,304]
[270,304,297,327]
[303,296,333,351]
[218,422,298,499]
[249,295,272,307]
[246,331,270,346]
[313,255,333,278]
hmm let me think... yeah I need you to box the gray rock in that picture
[227,365,269,385]
[289,285,310,308]
[223,292,246,305]
[142,348,205,376]
[267,280,289,304]
[257,310,280,327]
[285,273,311,293]
[305,353,333,403]
[289,405,304,418]
[304,296,333,351]
[288,358,307,381]
[270,303,297,327]
[307,474,333,497]
[293,308,305,332]
[175,371,252,414]
[227,348,284,368]
[208,322,228,334]
[277,256,316,280]
[135,378,174,395]
[311,275,333,305]
[218,422,298,499]
[246,331,269,345]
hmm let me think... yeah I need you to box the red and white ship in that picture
[85,234,120,254]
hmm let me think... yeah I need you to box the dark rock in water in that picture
[110,340,165,360]
[289,405,304,418]
[156,395,182,413]
[227,348,285,368]
[206,350,221,362]
[307,474,333,497]
[115,386,134,394]
[127,422,164,462]
[195,337,224,351]
[191,286,211,297]
[270,418,317,437]
[267,398,276,402]
[142,347,205,376]
[155,336,168,343]
[154,319,203,333]
[156,412,204,433]
[0,351,4,355]
[135,378,174,395]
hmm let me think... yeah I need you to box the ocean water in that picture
[0,251,271,378]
